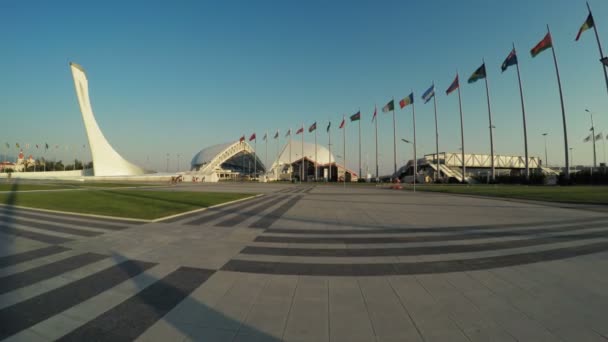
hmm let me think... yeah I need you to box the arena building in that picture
[189,141,266,182]
[188,140,358,182]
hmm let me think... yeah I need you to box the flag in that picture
[595,132,603,141]
[583,134,592,142]
[421,85,435,104]
[285,129,291,137]
[468,63,486,83]
[575,13,594,41]
[308,122,317,133]
[446,74,459,95]
[326,121,331,132]
[45,143,49,150]
[296,126,304,135]
[399,93,414,109]
[239,135,245,143]
[501,49,518,72]
[274,130,279,139]
[350,111,361,121]
[382,100,394,113]
[531,32,553,57]
[263,133,267,141]
[371,106,377,122]
[249,133,256,141]
[339,117,346,129]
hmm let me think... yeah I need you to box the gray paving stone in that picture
[283,276,329,342]
[388,275,470,342]
[357,276,423,341]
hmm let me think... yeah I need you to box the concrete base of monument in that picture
[0,170,174,182]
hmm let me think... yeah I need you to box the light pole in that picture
[569,147,573,173]
[166,153,169,172]
[401,138,416,192]
[585,109,597,172]
[177,153,181,172]
[542,133,549,168]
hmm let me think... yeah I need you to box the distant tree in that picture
[55,161,64,171]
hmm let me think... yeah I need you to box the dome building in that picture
[190,141,265,182]
[267,140,357,182]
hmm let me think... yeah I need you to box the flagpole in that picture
[513,43,530,181]
[314,127,318,181]
[457,73,466,183]
[254,137,257,178]
[301,123,304,183]
[589,110,597,169]
[602,133,606,165]
[358,108,362,180]
[392,97,397,176]
[328,121,332,181]
[374,105,379,181]
[289,129,292,181]
[432,84,439,182]
[343,115,346,188]
[265,131,268,178]
[482,59,496,182]
[587,2,608,97]
[412,92,417,192]
[547,25,570,180]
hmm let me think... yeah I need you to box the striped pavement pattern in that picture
[175,189,307,228]
[0,187,607,340]
[0,206,140,246]
[222,215,608,276]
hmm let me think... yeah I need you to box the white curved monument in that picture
[70,62,144,176]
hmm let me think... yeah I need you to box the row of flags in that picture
[236,6,605,176]
[4,143,86,150]
[583,132,605,142]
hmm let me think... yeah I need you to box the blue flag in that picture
[421,84,435,104]
[501,49,518,72]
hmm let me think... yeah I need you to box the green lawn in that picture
[408,185,608,205]
[0,182,162,191]
[0,183,69,191]
[0,190,254,219]
[78,182,162,188]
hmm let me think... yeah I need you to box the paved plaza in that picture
[1,183,608,341]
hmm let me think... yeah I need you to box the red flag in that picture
[446,74,459,95]
[249,133,256,141]
[339,117,346,129]
[296,126,304,134]
[371,106,377,122]
[530,32,552,57]
[239,135,245,143]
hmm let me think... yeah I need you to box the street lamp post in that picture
[542,133,549,168]
[585,109,597,174]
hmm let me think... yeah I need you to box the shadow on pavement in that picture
[56,251,281,341]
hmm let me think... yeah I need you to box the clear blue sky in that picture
[1,0,607,174]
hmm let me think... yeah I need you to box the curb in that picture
[0,203,151,223]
